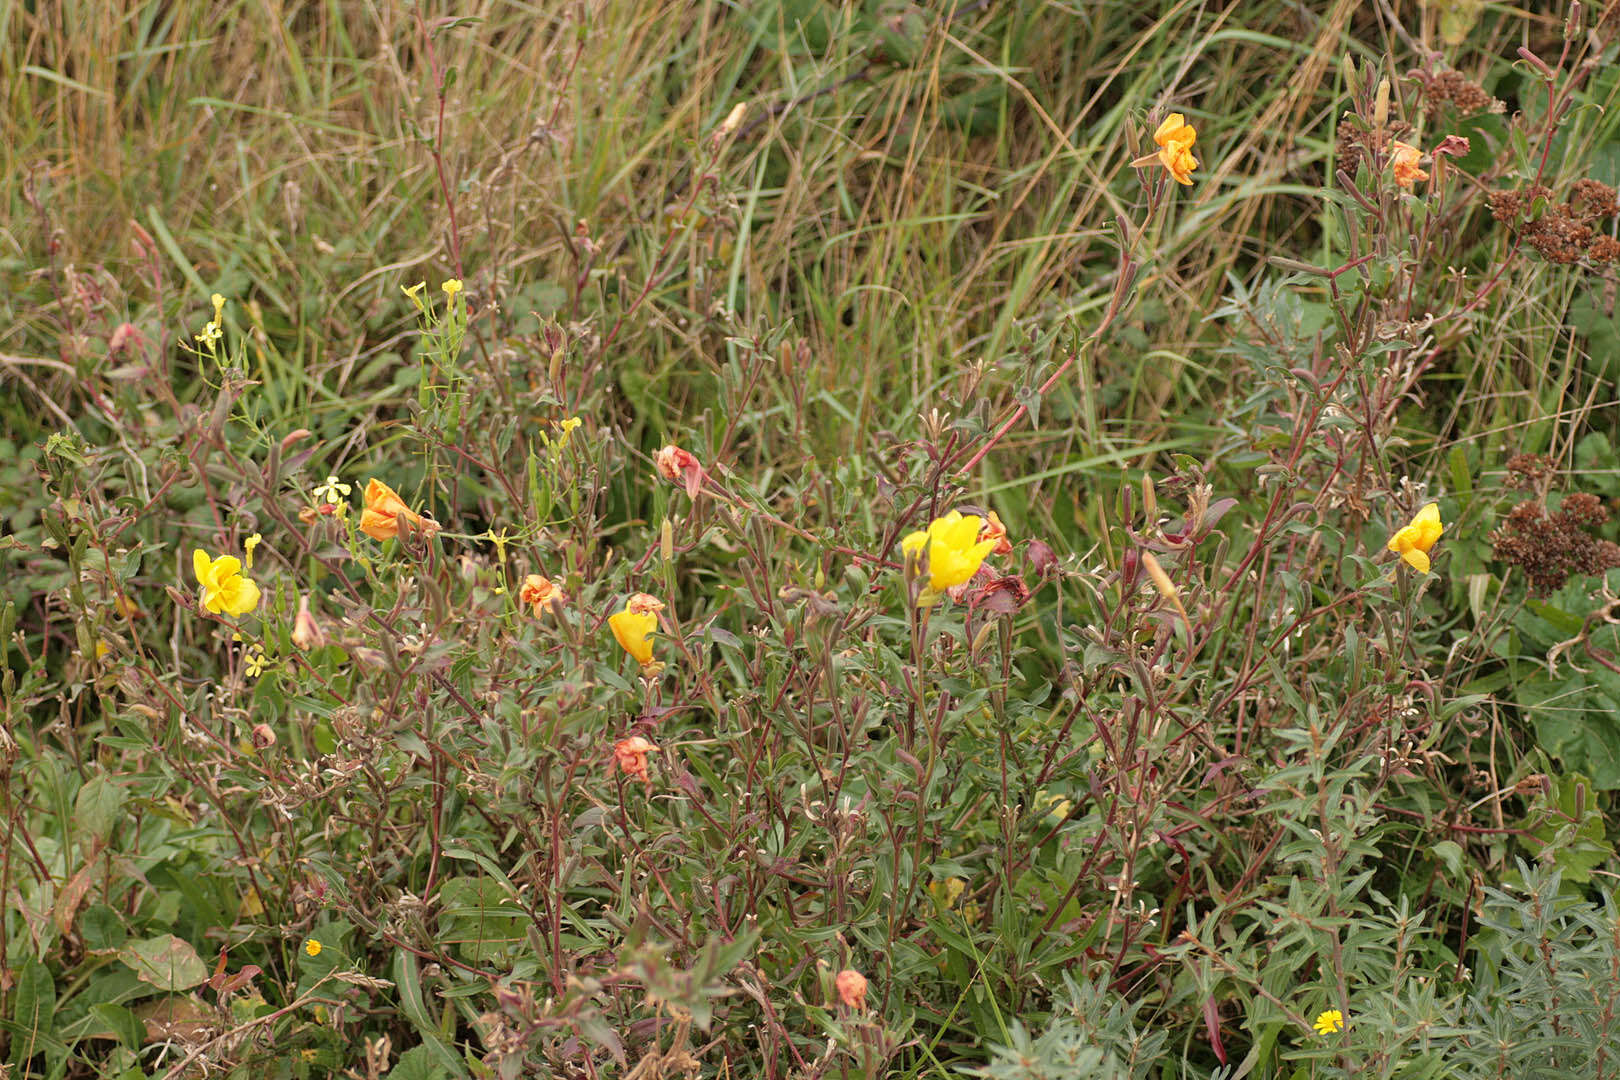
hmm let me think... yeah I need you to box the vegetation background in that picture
[4,0,1620,1077]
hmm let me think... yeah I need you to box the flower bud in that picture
[291,594,326,650]
[1141,551,1177,599]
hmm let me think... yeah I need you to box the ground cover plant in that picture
[4,0,1620,1077]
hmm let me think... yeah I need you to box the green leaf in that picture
[74,773,127,842]
[8,959,55,1066]
[386,1045,448,1080]
[117,935,208,992]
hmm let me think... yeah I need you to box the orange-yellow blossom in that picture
[979,510,1013,556]
[359,479,439,541]
[613,736,659,783]
[519,574,565,615]
[1391,141,1428,187]
[1131,113,1199,185]
[1387,503,1443,573]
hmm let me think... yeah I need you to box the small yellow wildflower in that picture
[1386,503,1444,574]
[442,278,464,299]
[556,416,583,445]
[402,281,426,301]
[1313,1009,1345,1035]
[901,511,998,592]
[304,938,322,958]
[195,293,226,346]
[244,645,269,679]
[243,532,262,569]
[192,550,262,616]
[313,475,351,506]
[483,526,512,564]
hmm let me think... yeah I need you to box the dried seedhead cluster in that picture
[1491,490,1620,596]
[1419,70,1504,116]
[1488,180,1620,266]
[1335,119,1412,177]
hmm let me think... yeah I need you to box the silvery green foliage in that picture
[976,973,1166,1080]
[1444,864,1620,1079]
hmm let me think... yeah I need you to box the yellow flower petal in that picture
[1401,547,1431,574]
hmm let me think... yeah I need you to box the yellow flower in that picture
[901,511,998,591]
[609,605,659,666]
[244,532,262,569]
[359,478,440,541]
[244,645,269,679]
[1386,503,1443,573]
[402,281,426,300]
[483,525,512,563]
[442,278,463,299]
[195,293,227,346]
[304,938,322,958]
[192,550,262,616]
[1313,1009,1345,1035]
[313,475,351,506]
[555,417,582,445]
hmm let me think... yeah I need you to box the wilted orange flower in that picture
[519,573,565,615]
[359,478,439,541]
[654,444,706,499]
[978,510,1013,556]
[613,736,659,782]
[1391,141,1428,187]
[1131,113,1199,185]
[626,592,665,616]
[835,968,868,1010]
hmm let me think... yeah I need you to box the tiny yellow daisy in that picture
[1313,1009,1345,1035]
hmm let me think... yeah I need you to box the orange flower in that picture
[519,573,565,615]
[359,479,439,541]
[1131,113,1199,185]
[613,736,659,783]
[654,445,706,499]
[978,510,1013,556]
[835,968,868,1010]
[1391,141,1428,188]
